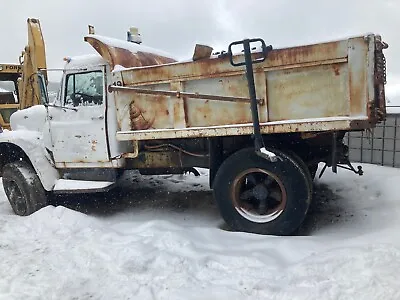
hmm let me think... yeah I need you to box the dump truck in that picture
[0,18,48,130]
[0,18,388,235]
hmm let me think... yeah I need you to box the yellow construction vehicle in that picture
[0,64,21,129]
[0,18,47,130]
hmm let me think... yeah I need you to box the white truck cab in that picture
[45,55,122,167]
[0,35,176,215]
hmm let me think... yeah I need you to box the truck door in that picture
[48,67,110,164]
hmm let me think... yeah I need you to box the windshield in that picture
[64,71,103,107]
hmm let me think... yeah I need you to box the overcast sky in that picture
[1,0,399,101]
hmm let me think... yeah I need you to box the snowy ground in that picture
[1,164,400,299]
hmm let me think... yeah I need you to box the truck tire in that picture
[278,148,314,194]
[308,164,318,180]
[2,161,48,216]
[213,148,312,235]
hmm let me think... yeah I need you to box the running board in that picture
[53,179,116,193]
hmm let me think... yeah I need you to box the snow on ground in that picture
[1,164,400,299]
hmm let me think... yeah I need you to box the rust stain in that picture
[267,62,350,122]
[348,67,364,118]
[172,94,186,128]
[197,102,212,119]
[221,107,249,124]
[268,46,314,65]
[184,99,251,127]
[127,94,171,129]
[223,80,241,96]
[85,36,176,69]
[127,55,229,85]
[115,106,124,131]
[72,159,88,163]
[153,94,169,128]
[110,48,176,69]
[268,41,342,67]
[129,102,153,130]
[332,65,340,76]
[91,140,97,152]
[183,96,189,125]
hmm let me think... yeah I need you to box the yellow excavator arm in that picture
[18,18,47,109]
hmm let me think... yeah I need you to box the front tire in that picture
[2,161,48,216]
[213,148,312,235]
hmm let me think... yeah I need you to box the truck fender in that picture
[0,130,59,191]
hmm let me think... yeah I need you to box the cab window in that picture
[64,71,103,107]
[0,80,18,104]
[38,74,48,105]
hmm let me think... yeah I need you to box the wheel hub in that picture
[252,184,269,201]
[231,168,287,223]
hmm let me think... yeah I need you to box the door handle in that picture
[91,115,104,120]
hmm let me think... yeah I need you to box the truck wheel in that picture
[213,148,312,235]
[2,161,48,216]
[278,148,313,193]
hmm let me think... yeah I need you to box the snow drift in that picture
[0,165,399,299]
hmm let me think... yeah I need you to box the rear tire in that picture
[213,148,312,235]
[279,149,314,194]
[308,164,319,180]
[2,161,48,216]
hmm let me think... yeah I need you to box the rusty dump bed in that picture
[91,34,387,141]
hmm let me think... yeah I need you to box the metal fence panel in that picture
[345,113,400,167]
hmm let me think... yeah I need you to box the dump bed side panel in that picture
[266,62,350,121]
[111,35,379,137]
